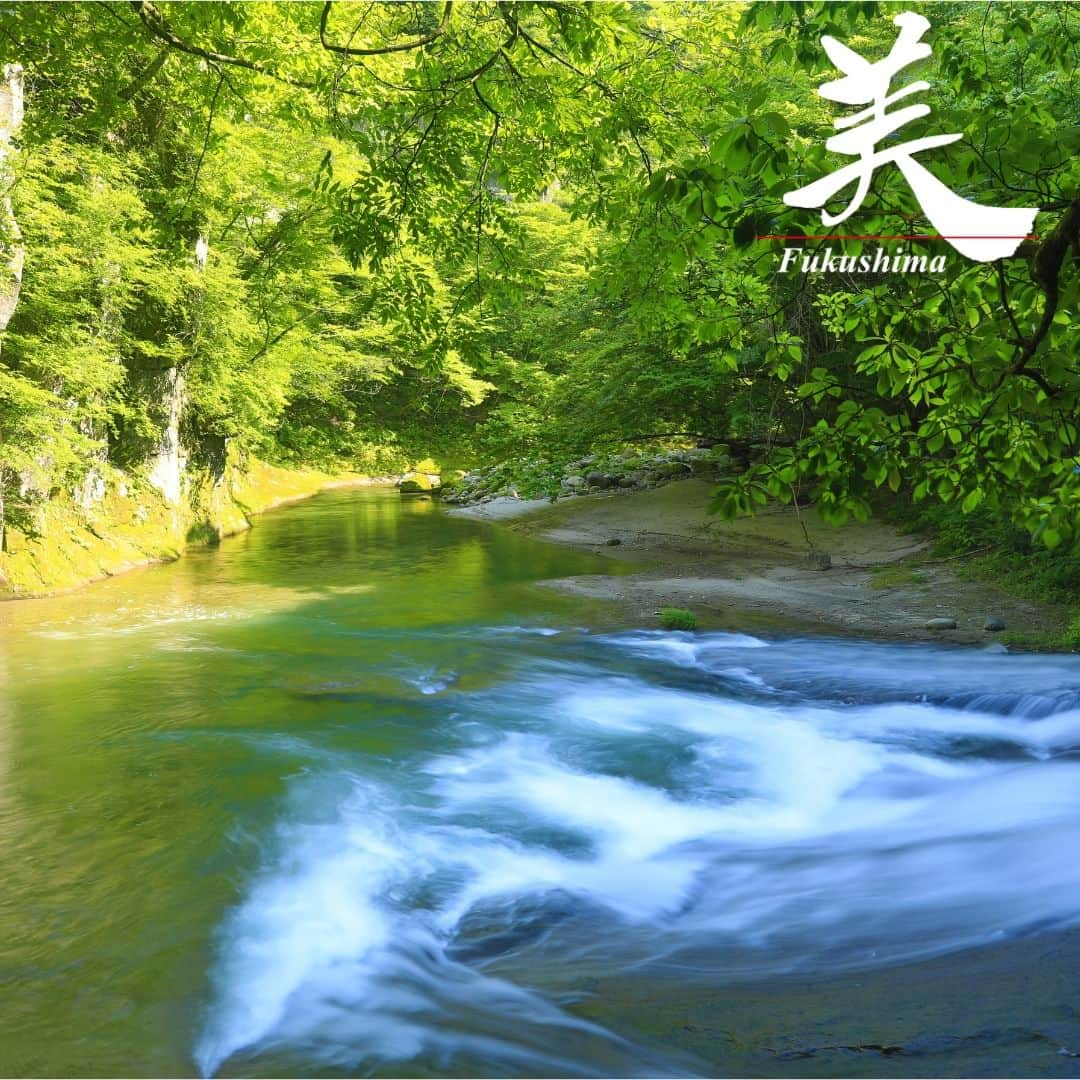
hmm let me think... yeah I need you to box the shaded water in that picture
[2,488,1080,1077]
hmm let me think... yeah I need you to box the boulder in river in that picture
[926,617,958,630]
[398,474,433,494]
[984,616,1006,632]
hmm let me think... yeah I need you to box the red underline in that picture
[755,234,1039,240]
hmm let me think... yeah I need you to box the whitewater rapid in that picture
[195,630,1080,1076]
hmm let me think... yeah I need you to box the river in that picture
[2,487,1079,1077]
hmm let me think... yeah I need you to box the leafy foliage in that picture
[0,0,1077,571]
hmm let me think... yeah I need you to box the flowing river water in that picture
[2,487,1080,1077]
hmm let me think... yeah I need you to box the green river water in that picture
[2,487,1080,1078]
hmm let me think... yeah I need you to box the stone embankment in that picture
[439,447,731,507]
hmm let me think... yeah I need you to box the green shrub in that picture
[659,607,697,631]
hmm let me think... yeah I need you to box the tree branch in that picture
[131,0,322,93]
[117,46,169,101]
[980,191,1080,413]
[1002,191,1080,387]
[319,1,452,57]
[173,71,226,221]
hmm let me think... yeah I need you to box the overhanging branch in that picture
[320,1,452,57]
[131,0,322,93]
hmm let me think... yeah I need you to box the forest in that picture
[0,0,1078,610]
[6,6,1080,1078]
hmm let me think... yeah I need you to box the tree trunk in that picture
[0,63,25,337]
[0,63,25,553]
[147,235,207,505]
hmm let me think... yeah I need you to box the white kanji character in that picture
[783,12,1037,262]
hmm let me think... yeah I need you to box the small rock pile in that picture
[440,447,732,507]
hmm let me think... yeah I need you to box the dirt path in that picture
[449,480,1066,644]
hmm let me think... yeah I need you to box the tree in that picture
[0,1,1077,554]
[646,2,1080,548]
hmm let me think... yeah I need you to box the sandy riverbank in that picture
[449,480,1069,645]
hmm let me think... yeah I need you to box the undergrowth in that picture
[659,607,698,631]
[879,498,1080,649]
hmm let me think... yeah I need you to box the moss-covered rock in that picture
[398,474,433,493]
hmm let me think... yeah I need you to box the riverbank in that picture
[0,460,383,599]
[449,480,1073,646]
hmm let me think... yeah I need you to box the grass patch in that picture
[869,564,927,590]
[659,607,698,631]
[956,548,1080,608]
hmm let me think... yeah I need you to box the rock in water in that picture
[398,474,433,493]
[984,616,1006,632]
[805,551,832,571]
[926,617,958,630]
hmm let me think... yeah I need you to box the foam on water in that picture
[197,630,1080,1075]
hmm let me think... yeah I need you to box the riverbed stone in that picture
[654,461,691,478]
[805,551,832,571]
[926,617,958,630]
[984,616,1006,631]
[562,475,586,491]
[585,471,613,489]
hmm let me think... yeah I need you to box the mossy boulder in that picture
[398,473,433,494]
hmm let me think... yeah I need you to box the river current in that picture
[2,488,1079,1077]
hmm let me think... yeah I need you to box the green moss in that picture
[185,520,222,546]
[0,458,369,600]
[869,564,927,590]
[659,607,698,631]
[399,474,433,493]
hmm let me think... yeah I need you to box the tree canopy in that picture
[0,1,1077,548]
